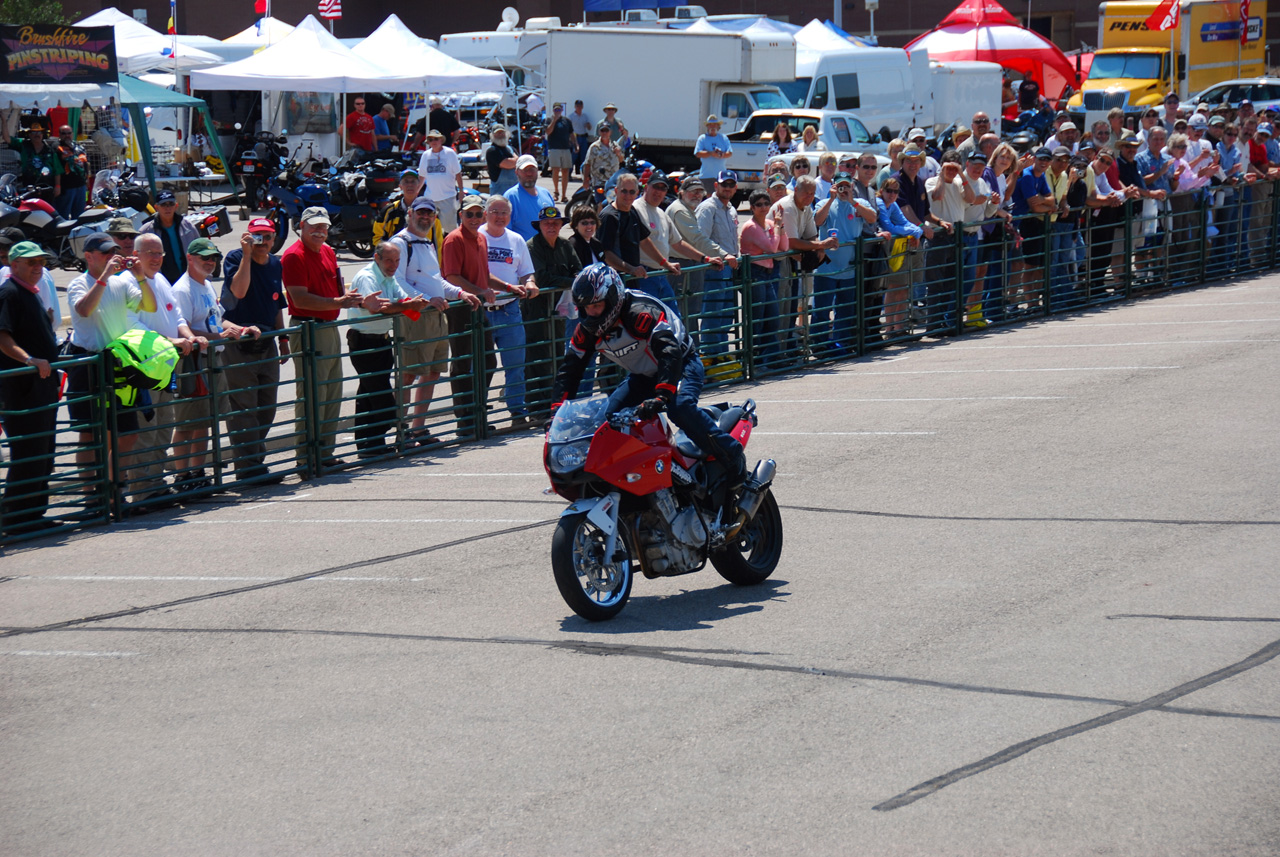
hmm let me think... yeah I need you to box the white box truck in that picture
[544,26,795,173]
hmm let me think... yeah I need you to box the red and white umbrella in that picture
[905,0,1081,100]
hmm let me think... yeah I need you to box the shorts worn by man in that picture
[282,206,366,469]
[551,264,746,492]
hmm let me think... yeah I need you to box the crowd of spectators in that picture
[1,95,1278,538]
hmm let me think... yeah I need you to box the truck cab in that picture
[1066,0,1267,127]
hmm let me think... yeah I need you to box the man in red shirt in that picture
[440,195,506,438]
[345,96,376,155]
[283,206,378,468]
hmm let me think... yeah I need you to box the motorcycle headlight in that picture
[549,440,590,474]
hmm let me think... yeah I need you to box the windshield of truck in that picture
[751,89,791,111]
[1088,53,1161,81]
[768,78,812,108]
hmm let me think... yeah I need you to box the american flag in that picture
[318,0,342,19]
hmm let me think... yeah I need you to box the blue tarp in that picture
[582,0,661,11]
[823,20,875,48]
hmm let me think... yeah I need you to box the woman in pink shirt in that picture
[738,189,789,366]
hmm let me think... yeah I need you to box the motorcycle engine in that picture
[638,488,707,576]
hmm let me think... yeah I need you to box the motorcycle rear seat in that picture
[717,406,744,432]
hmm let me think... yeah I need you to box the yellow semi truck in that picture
[1067,0,1266,124]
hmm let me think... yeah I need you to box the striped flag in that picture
[1144,0,1180,30]
[318,0,342,19]
[1239,0,1251,44]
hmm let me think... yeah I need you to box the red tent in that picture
[904,0,1081,100]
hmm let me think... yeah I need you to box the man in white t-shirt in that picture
[417,129,463,232]
[126,232,204,504]
[632,171,707,309]
[170,238,251,492]
[479,195,538,429]
[389,197,479,445]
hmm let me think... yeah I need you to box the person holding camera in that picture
[220,218,289,482]
[64,232,158,495]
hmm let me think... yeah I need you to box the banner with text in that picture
[0,24,118,85]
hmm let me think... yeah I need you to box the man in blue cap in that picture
[140,189,199,284]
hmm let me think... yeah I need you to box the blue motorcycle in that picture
[265,159,378,258]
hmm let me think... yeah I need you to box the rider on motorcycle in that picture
[551,263,748,489]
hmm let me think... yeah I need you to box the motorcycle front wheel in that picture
[711,489,783,586]
[551,512,634,621]
[268,208,289,254]
[348,238,374,259]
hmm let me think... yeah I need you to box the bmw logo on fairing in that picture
[655,459,665,474]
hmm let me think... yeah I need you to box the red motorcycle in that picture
[544,394,782,621]
[452,125,482,154]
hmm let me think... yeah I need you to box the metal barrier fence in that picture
[2,179,1278,544]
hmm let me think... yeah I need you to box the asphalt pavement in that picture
[3,260,1279,854]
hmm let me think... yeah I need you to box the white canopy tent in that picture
[75,7,222,75]
[224,17,296,46]
[350,15,506,93]
[189,16,431,92]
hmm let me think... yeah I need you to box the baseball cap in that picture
[8,241,52,260]
[705,114,721,125]
[410,196,438,213]
[1239,98,1253,107]
[107,216,139,235]
[901,145,925,158]
[247,217,277,234]
[908,127,926,139]
[1052,146,1071,158]
[717,169,737,183]
[81,232,118,254]
[832,172,852,186]
[155,190,177,204]
[767,174,788,188]
[425,129,444,139]
[966,151,988,162]
[646,171,670,189]
[515,153,539,170]
[533,204,563,227]
[553,103,564,111]
[0,227,23,246]
[1034,146,1053,159]
[596,122,612,134]
[1189,114,1208,129]
[1165,92,1180,103]
[1209,115,1226,127]
[1258,123,1274,137]
[460,195,485,211]
[400,167,420,179]
[1059,121,1077,132]
[300,206,331,225]
[186,237,220,257]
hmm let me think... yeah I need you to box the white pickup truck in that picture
[724,109,889,194]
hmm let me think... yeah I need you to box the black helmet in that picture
[571,262,625,332]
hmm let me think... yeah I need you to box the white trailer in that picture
[928,61,1004,136]
[544,27,795,173]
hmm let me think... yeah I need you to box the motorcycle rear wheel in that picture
[711,489,783,585]
[348,238,374,259]
[552,512,634,621]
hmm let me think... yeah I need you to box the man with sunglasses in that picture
[957,112,993,156]
[695,170,742,356]
[599,172,679,302]
[54,125,89,219]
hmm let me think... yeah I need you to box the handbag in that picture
[886,236,910,273]
[176,351,210,399]
[797,248,826,273]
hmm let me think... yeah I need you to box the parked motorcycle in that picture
[544,394,781,621]
[231,124,288,211]
[565,153,657,221]
[265,161,379,258]
[0,175,115,270]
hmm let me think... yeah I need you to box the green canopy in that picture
[70,75,233,199]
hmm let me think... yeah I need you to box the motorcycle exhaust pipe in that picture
[724,459,776,540]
